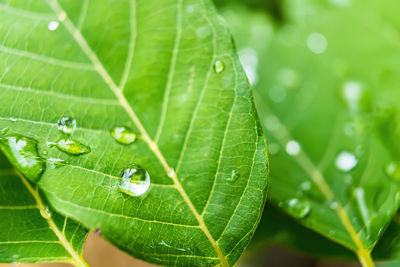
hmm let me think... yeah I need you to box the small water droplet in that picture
[50,138,91,155]
[286,140,301,156]
[47,158,64,169]
[48,21,59,31]
[300,181,312,191]
[40,206,52,219]
[9,117,17,122]
[227,170,240,182]
[282,198,311,219]
[306,33,327,54]
[57,116,76,135]
[167,168,175,178]
[113,164,150,197]
[385,161,400,182]
[335,151,358,172]
[214,60,225,73]
[0,134,45,182]
[110,126,136,145]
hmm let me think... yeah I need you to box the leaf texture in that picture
[219,0,400,265]
[0,0,268,266]
[0,153,88,264]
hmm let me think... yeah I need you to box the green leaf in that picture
[0,0,268,266]
[0,152,88,265]
[219,0,400,265]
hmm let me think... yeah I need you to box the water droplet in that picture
[50,138,91,155]
[0,134,45,182]
[110,126,136,145]
[335,151,358,172]
[214,60,225,73]
[48,21,59,31]
[40,206,52,219]
[57,116,76,135]
[167,168,175,178]
[282,198,311,219]
[330,201,339,210]
[286,140,301,156]
[95,228,102,236]
[307,33,327,54]
[47,158,64,169]
[385,161,400,182]
[227,170,240,182]
[42,150,48,156]
[113,164,150,197]
[300,181,312,191]
[9,117,17,122]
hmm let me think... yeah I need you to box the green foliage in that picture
[0,152,87,265]
[0,0,268,266]
[220,0,400,265]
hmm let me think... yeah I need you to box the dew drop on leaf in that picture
[335,151,358,172]
[40,206,52,219]
[47,21,59,31]
[47,158,65,169]
[110,126,136,145]
[57,116,76,135]
[226,170,240,182]
[167,168,175,178]
[384,161,400,182]
[51,138,91,155]
[113,164,150,197]
[282,198,311,219]
[0,134,45,182]
[9,117,17,122]
[214,60,225,73]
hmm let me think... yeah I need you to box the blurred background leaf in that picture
[217,0,400,265]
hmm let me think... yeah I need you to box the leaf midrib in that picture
[46,0,229,265]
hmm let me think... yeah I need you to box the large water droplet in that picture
[385,161,400,182]
[335,151,358,172]
[226,170,240,182]
[110,126,136,145]
[48,21,59,31]
[113,164,150,196]
[57,116,76,135]
[214,60,225,73]
[282,198,311,219]
[0,134,45,182]
[50,138,91,155]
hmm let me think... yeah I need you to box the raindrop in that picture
[9,117,17,122]
[110,126,136,145]
[47,158,64,169]
[0,134,45,182]
[40,206,52,219]
[48,21,59,31]
[307,33,327,54]
[214,60,225,73]
[385,161,400,182]
[286,140,301,156]
[113,164,150,197]
[167,168,175,178]
[57,116,76,135]
[282,198,311,219]
[50,138,91,155]
[226,170,240,182]
[335,151,358,172]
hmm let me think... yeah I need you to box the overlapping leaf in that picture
[0,152,87,265]
[219,0,400,265]
[0,0,268,266]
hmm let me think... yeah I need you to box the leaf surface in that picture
[0,152,87,265]
[219,0,400,265]
[0,0,268,266]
